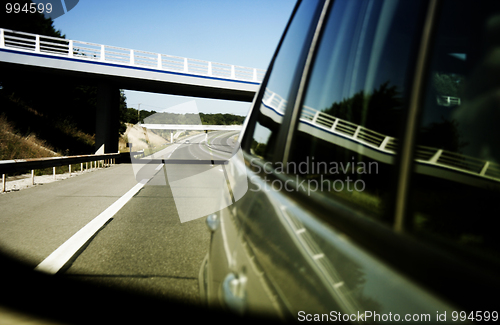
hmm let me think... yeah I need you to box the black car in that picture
[200,0,500,322]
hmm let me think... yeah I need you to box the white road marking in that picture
[34,178,149,274]
[197,132,235,159]
[155,163,164,171]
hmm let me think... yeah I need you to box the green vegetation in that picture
[199,113,244,125]
[121,109,245,126]
[324,81,403,137]
[433,72,464,97]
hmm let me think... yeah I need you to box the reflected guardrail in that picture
[0,28,266,83]
[261,88,500,186]
[0,153,123,192]
[300,106,499,185]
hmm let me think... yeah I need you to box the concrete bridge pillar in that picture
[96,83,119,153]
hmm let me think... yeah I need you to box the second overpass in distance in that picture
[140,124,242,131]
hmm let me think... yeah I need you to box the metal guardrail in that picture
[0,28,266,83]
[0,153,122,192]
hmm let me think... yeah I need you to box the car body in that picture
[200,0,500,322]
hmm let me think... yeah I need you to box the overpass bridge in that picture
[140,124,242,131]
[136,123,242,144]
[0,28,264,152]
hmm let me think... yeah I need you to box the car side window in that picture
[410,0,500,260]
[286,0,425,224]
[245,0,322,161]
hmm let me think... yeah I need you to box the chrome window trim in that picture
[393,0,440,233]
[282,0,332,166]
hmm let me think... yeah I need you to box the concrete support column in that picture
[96,83,119,153]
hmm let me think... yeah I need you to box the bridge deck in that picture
[0,28,264,101]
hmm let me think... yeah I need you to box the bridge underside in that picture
[0,62,255,102]
[0,51,257,153]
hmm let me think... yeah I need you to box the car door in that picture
[207,0,500,321]
[236,0,457,320]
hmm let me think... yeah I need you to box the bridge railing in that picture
[0,28,266,83]
[0,152,127,192]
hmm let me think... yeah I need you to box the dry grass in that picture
[0,114,59,160]
[1,92,97,156]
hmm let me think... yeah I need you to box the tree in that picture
[433,72,464,97]
[0,2,128,154]
[0,0,64,37]
[324,81,403,137]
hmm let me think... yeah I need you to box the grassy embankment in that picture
[0,93,96,176]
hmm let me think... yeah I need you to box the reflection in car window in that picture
[411,0,500,260]
[247,0,322,161]
[288,0,425,223]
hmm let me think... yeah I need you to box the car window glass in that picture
[287,0,424,224]
[247,0,322,161]
[410,0,500,260]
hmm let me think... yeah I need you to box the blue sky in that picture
[51,0,296,116]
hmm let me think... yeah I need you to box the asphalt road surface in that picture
[0,130,240,305]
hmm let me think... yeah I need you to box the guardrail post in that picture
[0,29,4,48]
[231,65,235,79]
[265,93,275,107]
[53,167,56,180]
[429,149,443,164]
[130,49,134,65]
[69,164,71,175]
[2,174,5,192]
[81,163,83,172]
[208,62,212,76]
[184,58,188,72]
[31,170,34,185]
[253,68,257,82]
[379,136,391,150]
[480,161,490,176]
[68,40,73,57]
[157,53,162,69]
[331,119,339,131]
[312,111,320,123]
[35,35,40,53]
[100,45,105,61]
[353,126,361,139]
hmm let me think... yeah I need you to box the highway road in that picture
[0,130,240,305]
